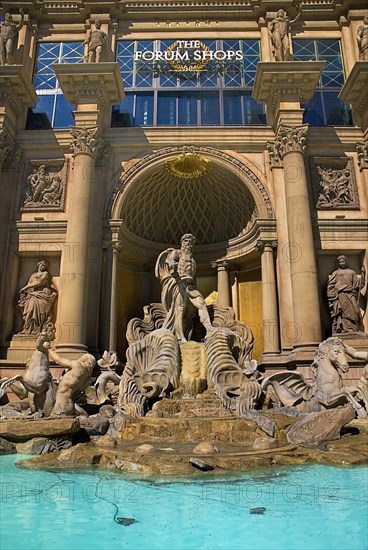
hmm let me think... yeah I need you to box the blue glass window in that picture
[293,40,352,126]
[26,42,83,129]
[114,39,265,127]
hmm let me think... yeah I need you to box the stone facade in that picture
[0,0,367,382]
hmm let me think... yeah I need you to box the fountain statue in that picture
[0,330,56,417]
[1,237,367,470]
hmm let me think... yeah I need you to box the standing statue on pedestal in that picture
[155,233,213,343]
[357,16,368,61]
[84,20,107,63]
[269,6,302,61]
[0,8,24,65]
[18,259,58,335]
[327,255,366,334]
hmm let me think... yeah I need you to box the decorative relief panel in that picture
[356,142,368,171]
[311,157,359,210]
[21,159,68,212]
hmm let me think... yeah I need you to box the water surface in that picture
[1,455,367,550]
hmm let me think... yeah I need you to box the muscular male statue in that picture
[49,349,95,416]
[0,9,24,65]
[269,6,301,61]
[155,234,213,343]
[84,20,107,63]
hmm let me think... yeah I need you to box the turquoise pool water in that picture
[0,455,367,550]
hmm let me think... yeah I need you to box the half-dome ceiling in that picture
[121,159,257,246]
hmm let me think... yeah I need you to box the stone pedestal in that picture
[53,63,124,356]
[0,65,37,132]
[339,61,368,134]
[6,334,38,363]
[339,62,368,176]
[252,61,325,126]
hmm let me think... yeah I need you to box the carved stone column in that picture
[109,240,122,354]
[211,260,231,308]
[57,127,103,353]
[53,63,124,356]
[253,61,324,352]
[0,67,36,351]
[273,125,322,347]
[255,240,280,355]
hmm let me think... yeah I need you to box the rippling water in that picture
[1,455,367,550]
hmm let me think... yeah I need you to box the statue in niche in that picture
[357,16,368,61]
[18,259,58,335]
[24,165,64,207]
[269,6,302,61]
[84,20,107,63]
[155,233,213,343]
[316,166,353,208]
[327,256,366,334]
[0,8,24,66]
[48,348,96,416]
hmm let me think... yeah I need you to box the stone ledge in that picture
[0,418,80,441]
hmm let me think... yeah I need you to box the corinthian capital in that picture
[255,240,277,253]
[211,259,229,271]
[270,124,309,164]
[0,129,13,164]
[69,126,103,156]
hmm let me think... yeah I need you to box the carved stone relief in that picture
[21,159,68,212]
[311,157,359,210]
[356,142,368,171]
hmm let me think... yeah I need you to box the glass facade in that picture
[26,42,84,129]
[293,39,352,126]
[112,39,266,127]
[26,38,352,129]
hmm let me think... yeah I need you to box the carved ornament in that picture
[69,126,103,156]
[311,157,359,210]
[112,240,122,254]
[0,128,13,164]
[268,124,308,167]
[21,159,68,212]
[211,259,229,270]
[356,141,368,171]
[108,145,274,220]
[255,240,277,253]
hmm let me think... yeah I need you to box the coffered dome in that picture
[121,157,258,246]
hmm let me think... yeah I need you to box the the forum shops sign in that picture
[133,40,243,72]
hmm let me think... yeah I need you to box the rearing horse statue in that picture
[262,337,367,419]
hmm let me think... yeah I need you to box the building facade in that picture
[0,0,367,380]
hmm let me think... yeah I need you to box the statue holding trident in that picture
[269,5,302,61]
[155,234,213,343]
